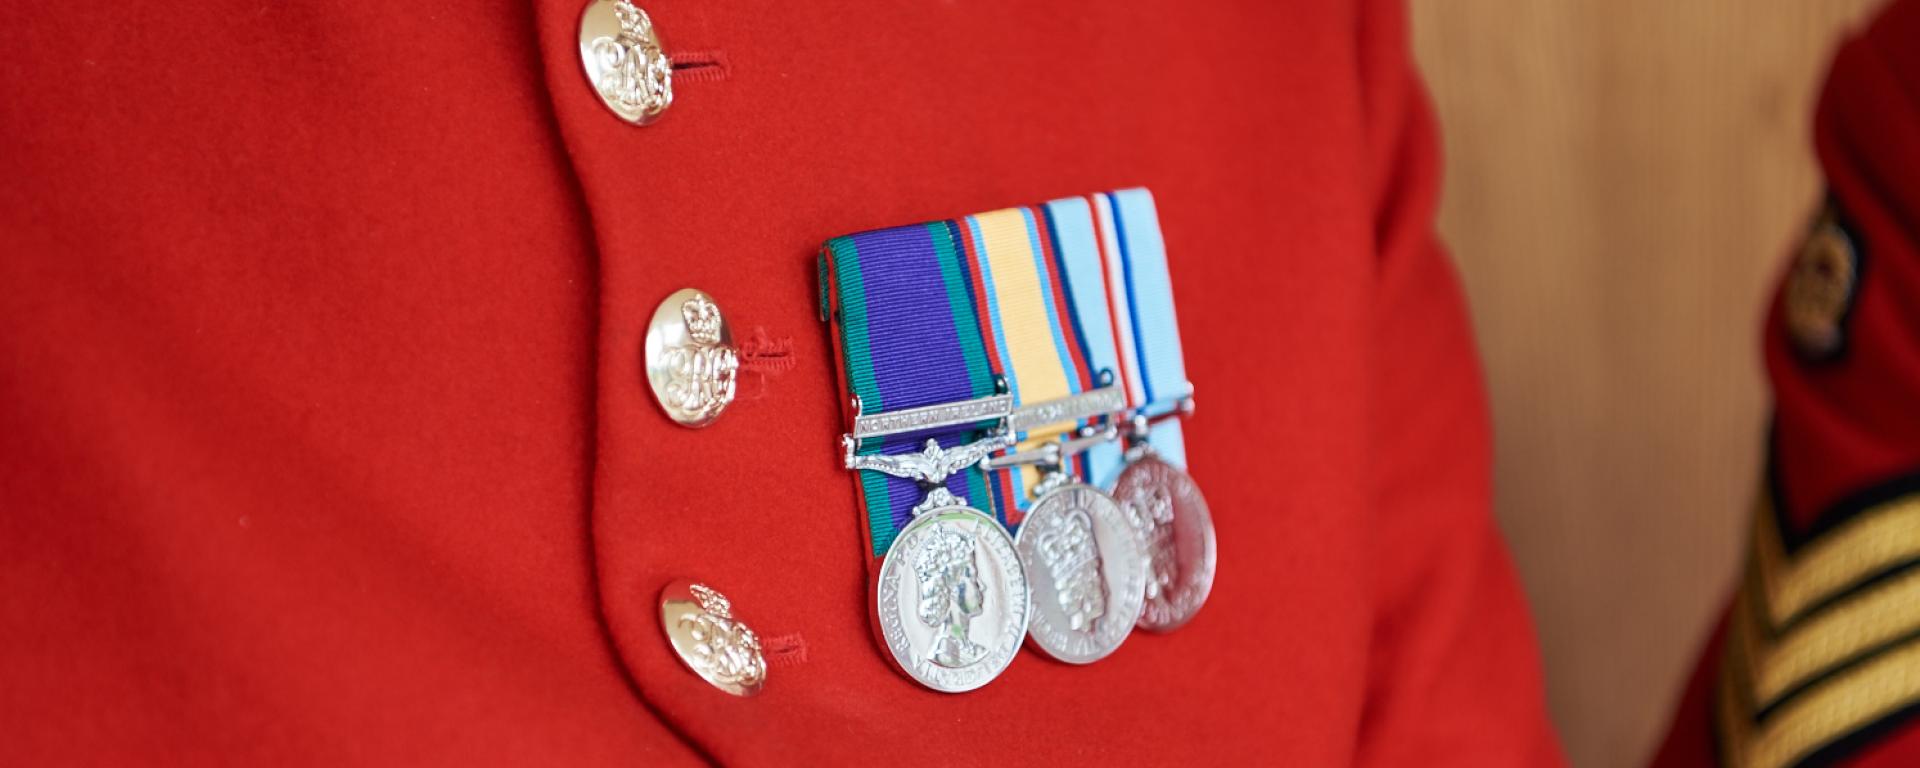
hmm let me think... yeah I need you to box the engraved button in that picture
[644,288,737,427]
[579,0,672,125]
[660,581,765,696]
[1784,202,1859,361]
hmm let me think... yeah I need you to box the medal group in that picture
[820,188,1217,692]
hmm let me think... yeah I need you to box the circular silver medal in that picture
[873,504,1031,692]
[1113,455,1216,632]
[1015,482,1147,663]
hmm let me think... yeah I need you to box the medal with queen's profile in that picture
[1114,452,1216,632]
[873,502,1030,693]
[1016,481,1148,664]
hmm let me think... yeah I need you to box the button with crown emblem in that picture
[644,288,738,427]
[660,580,766,696]
[579,0,672,125]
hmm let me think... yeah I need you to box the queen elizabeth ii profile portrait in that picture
[915,525,989,668]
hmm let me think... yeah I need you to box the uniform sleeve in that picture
[1350,2,1567,764]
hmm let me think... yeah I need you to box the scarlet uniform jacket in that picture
[0,1,1563,764]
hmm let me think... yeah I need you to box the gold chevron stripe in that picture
[1745,562,1920,706]
[1719,487,1920,767]
[1753,494,1920,627]
[1724,634,1920,768]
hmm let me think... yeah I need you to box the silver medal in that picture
[1015,481,1147,664]
[1113,453,1215,632]
[873,503,1030,693]
[845,424,1031,692]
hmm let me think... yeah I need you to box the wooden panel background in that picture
[1408,2,1887,766]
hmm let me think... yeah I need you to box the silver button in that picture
[579,0,672,125]
[660,581,766,696]
[644,288,737,427]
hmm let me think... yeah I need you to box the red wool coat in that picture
[0,1,1562,764]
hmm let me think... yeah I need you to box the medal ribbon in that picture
[958,205,1098,523]
[1090,189,1191,470]
[822,189,1191,556]
[824,222,1003,557]
[1043,194,1131,487]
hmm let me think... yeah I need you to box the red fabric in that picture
[1650,612,1732,767]
[1768,0,1920,532]
[0,0,1560,764]
[1650,1,1920,765]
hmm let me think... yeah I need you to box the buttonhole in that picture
[762,633,808,667]
[667,50,730,84]
[737,327,796,400]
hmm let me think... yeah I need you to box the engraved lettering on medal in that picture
[589,1,672,121]
[662,294,737,421]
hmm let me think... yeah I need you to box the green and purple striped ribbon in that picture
[823,221,1003,557]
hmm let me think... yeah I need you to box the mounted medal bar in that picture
[819,188,1214,692]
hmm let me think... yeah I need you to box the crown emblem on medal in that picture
[1133,484,1176,528]
[1036,507,1099,578]
[1033,504,1109,633]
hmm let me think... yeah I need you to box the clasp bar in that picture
[1006,385,1127,433]
[849,392,1013,441]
